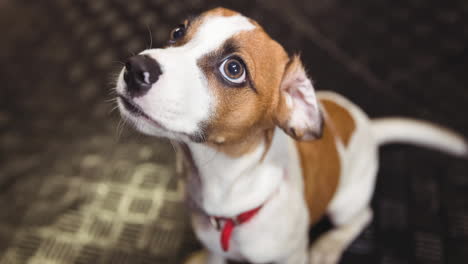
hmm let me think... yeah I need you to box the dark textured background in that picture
[0,0,467,263]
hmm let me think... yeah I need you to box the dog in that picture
[115,8,468,264]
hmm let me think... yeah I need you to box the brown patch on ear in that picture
[320,99,356,146]
[296,121,340,226]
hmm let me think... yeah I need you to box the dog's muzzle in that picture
[123,55,162,97]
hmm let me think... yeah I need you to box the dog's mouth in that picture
[118,95,143,115]
[117,94,168,131]
[117,94,206,142]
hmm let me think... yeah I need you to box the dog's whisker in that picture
[146,24,153,50]
[112,60,126,66]
[109,105,120,115]
[104,96,119,113]
[109,69,122,76]
[106,95,118,101]
[104,97,118,103]
[115,119,123,141]
[168,139,177,154]
[115,119,127,141]
[106,73,122,89]
[107,86,118,94]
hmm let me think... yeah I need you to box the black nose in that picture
[124,55,162,97]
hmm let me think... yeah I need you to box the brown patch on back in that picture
[296,121,340,225]
[320,99,356,146]
[296,99,356,225]
[197,20,289,157]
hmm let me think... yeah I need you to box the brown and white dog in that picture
[115,8,468,264]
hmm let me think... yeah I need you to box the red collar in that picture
[209,205,263,251]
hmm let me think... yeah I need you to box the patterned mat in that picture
[0,0,467,263]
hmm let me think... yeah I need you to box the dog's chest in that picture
[191,159,284,217]
[184,140,286,217]
[191,177,309,263]
[187,129,310,262]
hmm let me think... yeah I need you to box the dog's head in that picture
[116,8,323,151]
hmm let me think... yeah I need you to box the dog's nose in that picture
[124,55,162,96]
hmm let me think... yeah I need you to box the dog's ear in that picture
[274,55,323,141]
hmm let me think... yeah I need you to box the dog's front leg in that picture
[276,235,309,264]
[309,207,373,264]
[184,250,226,264]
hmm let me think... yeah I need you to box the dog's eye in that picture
[219,57,246,84]
[169,24,186,43]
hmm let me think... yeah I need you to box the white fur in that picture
[116,15,255,138]
[186,140,283,217]
[319,91,379,226]
[143,72,150,84]
[372,118,468,156]
[309,208,373,263]
[188,128,310,263]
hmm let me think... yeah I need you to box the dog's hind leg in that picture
[308,207,372,264]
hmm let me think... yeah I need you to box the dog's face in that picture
[116,8,323,150]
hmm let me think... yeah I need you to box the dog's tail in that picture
[371,117,468,158]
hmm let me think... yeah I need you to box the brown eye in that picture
[219,58,246,84]
[169,24,185,43]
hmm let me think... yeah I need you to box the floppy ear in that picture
[274,55,323,141]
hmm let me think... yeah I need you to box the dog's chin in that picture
[117,97,205,143]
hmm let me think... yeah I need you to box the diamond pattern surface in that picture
[0,0,467,263]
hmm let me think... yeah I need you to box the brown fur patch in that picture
[196,20,289,157]
[204,7,239,17]
[296,98,355,225]
[296,123,340,225]
[320,99,356,146]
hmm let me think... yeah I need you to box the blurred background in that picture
[0,0,467,263]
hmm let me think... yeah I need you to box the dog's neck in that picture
[180,128,302,217]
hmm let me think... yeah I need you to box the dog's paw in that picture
[184,250,208,264]
[308,236,345,264]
